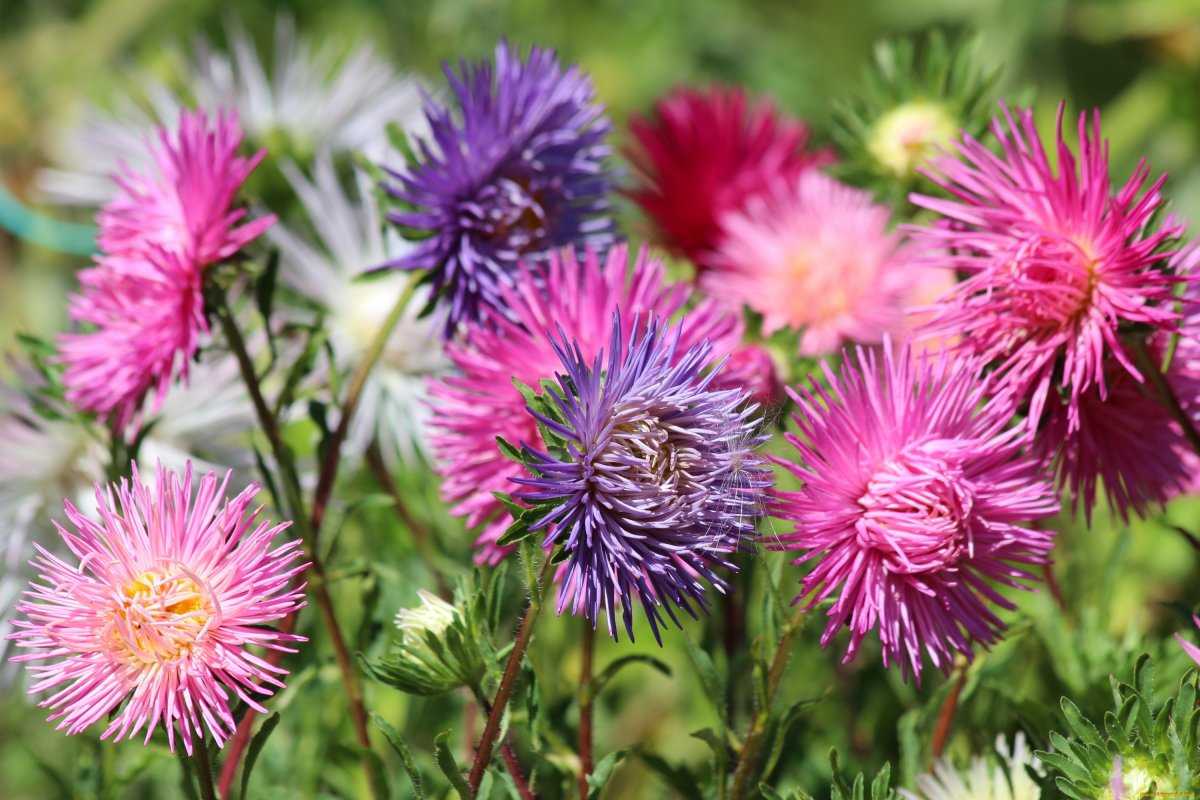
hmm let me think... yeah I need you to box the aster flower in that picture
[771,341,1058,681]
[36,16,423,206]
[428,244,743,564]
[514,315,771,641]
[626,85,833,271]
[59,109,272,430]
[909,104,1185,432]
[706,171,914,355]
[0,355,256,671]
[268,154,447,463]
[190,16,424,161]
[900,734,1042,800]
[364,590,486,696]
[381,41,614,335]
[8,464,306,752]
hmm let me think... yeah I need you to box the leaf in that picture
[689,727,729,776]
[372,713,424,799]
[239,713,281,800]
[683,633,727,728]
[587,749,629,799]
[435,731,472,799]
[592,654,672,696]
[255,249,279,332]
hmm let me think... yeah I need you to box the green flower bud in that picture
[364,590,486,696]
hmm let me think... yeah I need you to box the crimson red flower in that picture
[626,85,833,271]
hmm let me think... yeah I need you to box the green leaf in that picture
[587,749,629,799]
[592,654,672,696]
[254,249,279,331]
[635,749,702,799]
[239,713,281,800]
[372,713,425,799]
[683,633,727,728]
[435,731,472,799]
[494,437,528,466]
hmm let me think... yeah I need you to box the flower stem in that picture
[470,687,537,800]
[578,620,595,799]
[729,605,806,800]
[211,276,419,800]
[192,744,218,800]
[930,660,968,760]
[468,556,554,793]
[364,438,452,599]
[1131,335,1200,457]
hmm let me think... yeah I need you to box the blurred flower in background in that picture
[268,154,446,465]
[899,734,1042,800]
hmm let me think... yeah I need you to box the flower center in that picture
[1007,234,1099,328]
[107,568,213,664]
[463,175,549,253]
[867,100,959,177]
[855,446,975,574]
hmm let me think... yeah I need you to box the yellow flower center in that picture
[109,569,213,664]
[868,100,959,177]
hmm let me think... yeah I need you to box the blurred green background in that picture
[4,1,1200,798]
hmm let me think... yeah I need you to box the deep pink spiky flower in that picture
[706,171,914,356]
[626,85,834,271]
[428,244,743,564]
[60,109,273,430]
[1035,245,1200,520]
[8,464,306,752]
[771,341,1059,681]
[909,103,1185,431]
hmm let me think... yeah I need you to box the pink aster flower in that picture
[771,341,1059,681]
[98,108,274,265]
[909,103,1185,431]
[8,463,306,753]
[428,244,743,564]
[706,172,914,356]
[60,109,273,430]
[1035,244,1200,520]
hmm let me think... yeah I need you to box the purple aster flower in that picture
[771,341,1059,682]
[381,41,615,335]
[515,315,771,642]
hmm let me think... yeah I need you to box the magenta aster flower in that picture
[772,342,1058,681]
[8,464,306,752]
[1177,616,1200,667]
[59,109,273,430]
[706,171,914,356]
[429,244,743,564]
[1035,244,1200,520]
[515,315,771,641]
[382,41,614,335]
[909,104,1185,430]
[98,108,274,266]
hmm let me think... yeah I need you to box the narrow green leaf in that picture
[239,712,281,800]
[592,654,672,696]
[434,731,471,799]
[372,713,425,799]
[587,749,629,799]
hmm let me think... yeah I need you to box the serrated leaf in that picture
[371,713,424,799]
[434,731,471,799]
[239,713,281,800]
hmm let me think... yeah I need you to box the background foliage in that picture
[3,1,1200,798]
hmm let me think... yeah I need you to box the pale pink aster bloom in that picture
[60,109,273,430]
[428,244,743,564]
[909,103,1184,432]
[98,108,274,265]
[8,464,306,753]
[771,341,1058,682]
[706,171,914,356]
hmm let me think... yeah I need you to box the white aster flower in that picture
[269,152,447,464]
[901,735,1042,800]
[36,14,423,206]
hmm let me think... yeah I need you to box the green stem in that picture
[192,745,218,800]
[728,606,806,800]
[468,556,555,793]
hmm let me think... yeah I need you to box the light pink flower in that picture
[771,341,1058,682]
[60,109,273,430]
[909,103,1184,431]
[8,464,306,753]
[706,171,913,356]
[428,244,743,564]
